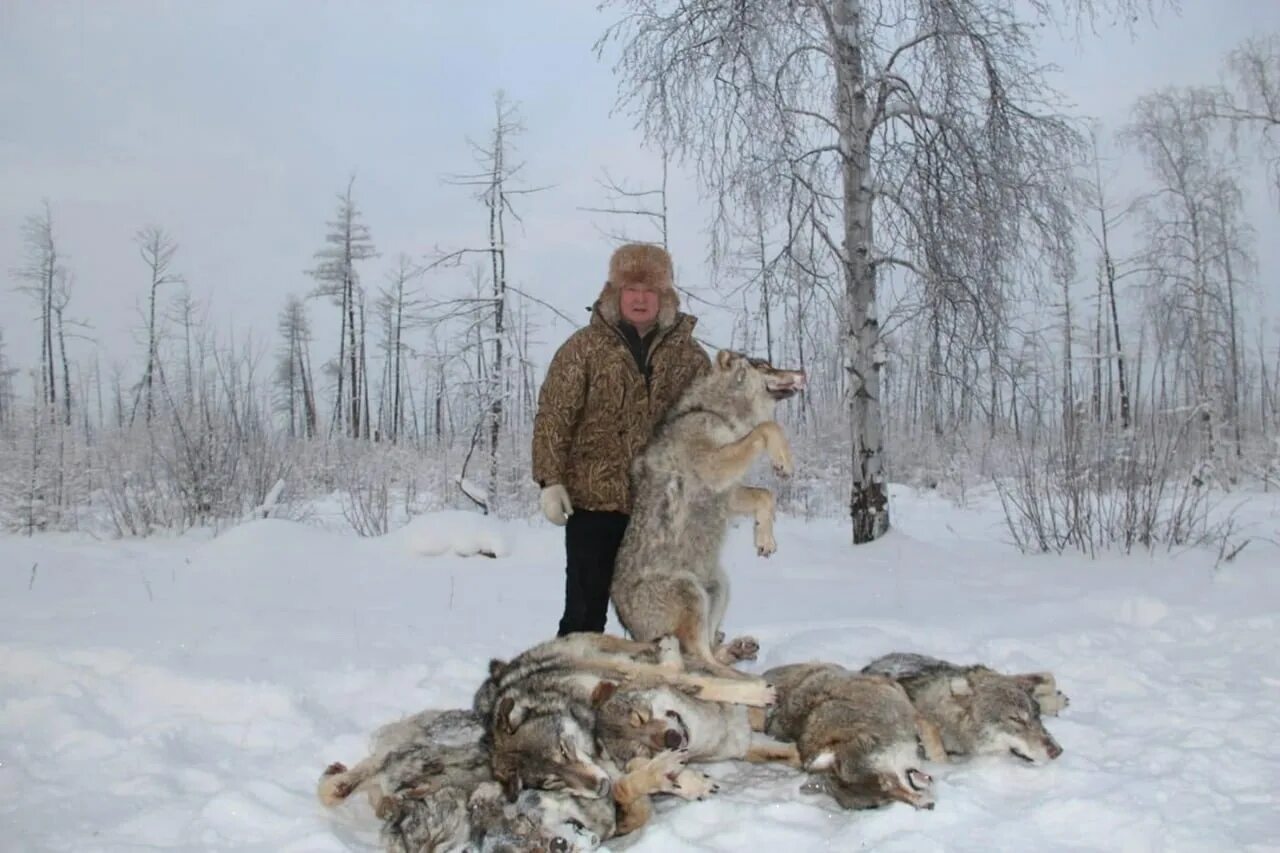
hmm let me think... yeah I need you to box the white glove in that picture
[540,484,574,526]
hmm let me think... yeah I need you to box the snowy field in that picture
[2,486,1278,852]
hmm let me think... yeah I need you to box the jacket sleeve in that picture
[532,334,588,488]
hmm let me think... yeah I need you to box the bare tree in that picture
[0,328,15,429]
[1124,88,1252,461]
[375,255,425,444]
[599,0,1142,542]
[433,91,547,508]
[275,295,317,439]
[1082,128,1138,429]
[579,146,671,248]
[13,202,61,411]
[132,226,183,427]
[51,270,80,427]
[309,176,377,439]
[1214,35,1280,193]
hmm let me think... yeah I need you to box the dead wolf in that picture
[474,633,775,801]
[316,709,494,851]
[861,652,1066,764]
[610,350,805,677]
[594,684,800,769]
[465,750,691,852]
[763,662,946,811]
[317,706,690,852]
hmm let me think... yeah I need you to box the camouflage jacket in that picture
[532,306,710,514]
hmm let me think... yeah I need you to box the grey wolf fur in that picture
[317,709,493,852]
[861,652,1066,764]
[610,350,805,677]
[466,749,691,852]
[475,633,775,800]
[595,685,800,769]
[763,663,946,811]
[317,706,687,852]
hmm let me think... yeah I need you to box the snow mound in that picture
[383,510,513,558]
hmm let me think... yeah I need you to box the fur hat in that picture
[597,243,679,329]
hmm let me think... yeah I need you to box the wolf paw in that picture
[771,443,795,478]
[722,635,760,662]
[719,679,776,708]
[671,768,720,801]
[638,749,690,790]
[755,528,777,557]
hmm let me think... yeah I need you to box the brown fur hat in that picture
[597,243,679,329]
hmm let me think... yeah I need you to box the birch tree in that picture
[599,0,1140,543]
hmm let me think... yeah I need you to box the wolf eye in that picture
[567,818,586,831]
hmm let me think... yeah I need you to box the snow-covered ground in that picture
[2,486,1278,852]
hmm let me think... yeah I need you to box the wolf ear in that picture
[948,676,973,698]
[488,658,509,679]
[1012,671,1054,689]
[496,696,526,734]
[501,770,523,802]
[591,680,619,707]
[805,750,838,772]
[716,349,735,370]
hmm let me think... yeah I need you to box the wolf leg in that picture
[730,485,777,557]
[694,421,794,490]
[318,756,380,807]
[915,714,949,763]
[703,574,731,651]
[743,733,801,766]
[613,751,689,836]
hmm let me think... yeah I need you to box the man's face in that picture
[619,283,660,332]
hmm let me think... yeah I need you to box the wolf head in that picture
[957,671,1064,764]
[594,689,690,764]
[706,350,806,424]
[596,243,679,330]
[490,687,616,800]
[467,783,605,853]
[802,740,936,811]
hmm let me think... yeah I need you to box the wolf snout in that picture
[664,728,687,750]
[1045,738,1063,760]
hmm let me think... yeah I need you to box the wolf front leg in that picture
[693,421,792,492]
[731,485,777,557]
[613,751,689,836]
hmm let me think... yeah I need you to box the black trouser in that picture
[557,509,630,637]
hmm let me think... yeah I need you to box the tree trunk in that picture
[834,0,888,544]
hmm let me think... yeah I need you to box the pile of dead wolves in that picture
[317,640,1068,851]
[317,352,1068,851]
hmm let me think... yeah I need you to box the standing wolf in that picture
[610,350,805,676]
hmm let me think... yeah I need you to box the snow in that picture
[383,509,512,558]
[2,490,1278,852]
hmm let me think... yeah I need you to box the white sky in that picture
[2,1,1277,386]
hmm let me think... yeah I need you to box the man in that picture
[532,243,710,637]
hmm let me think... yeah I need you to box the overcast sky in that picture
[2,1,1277,386]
